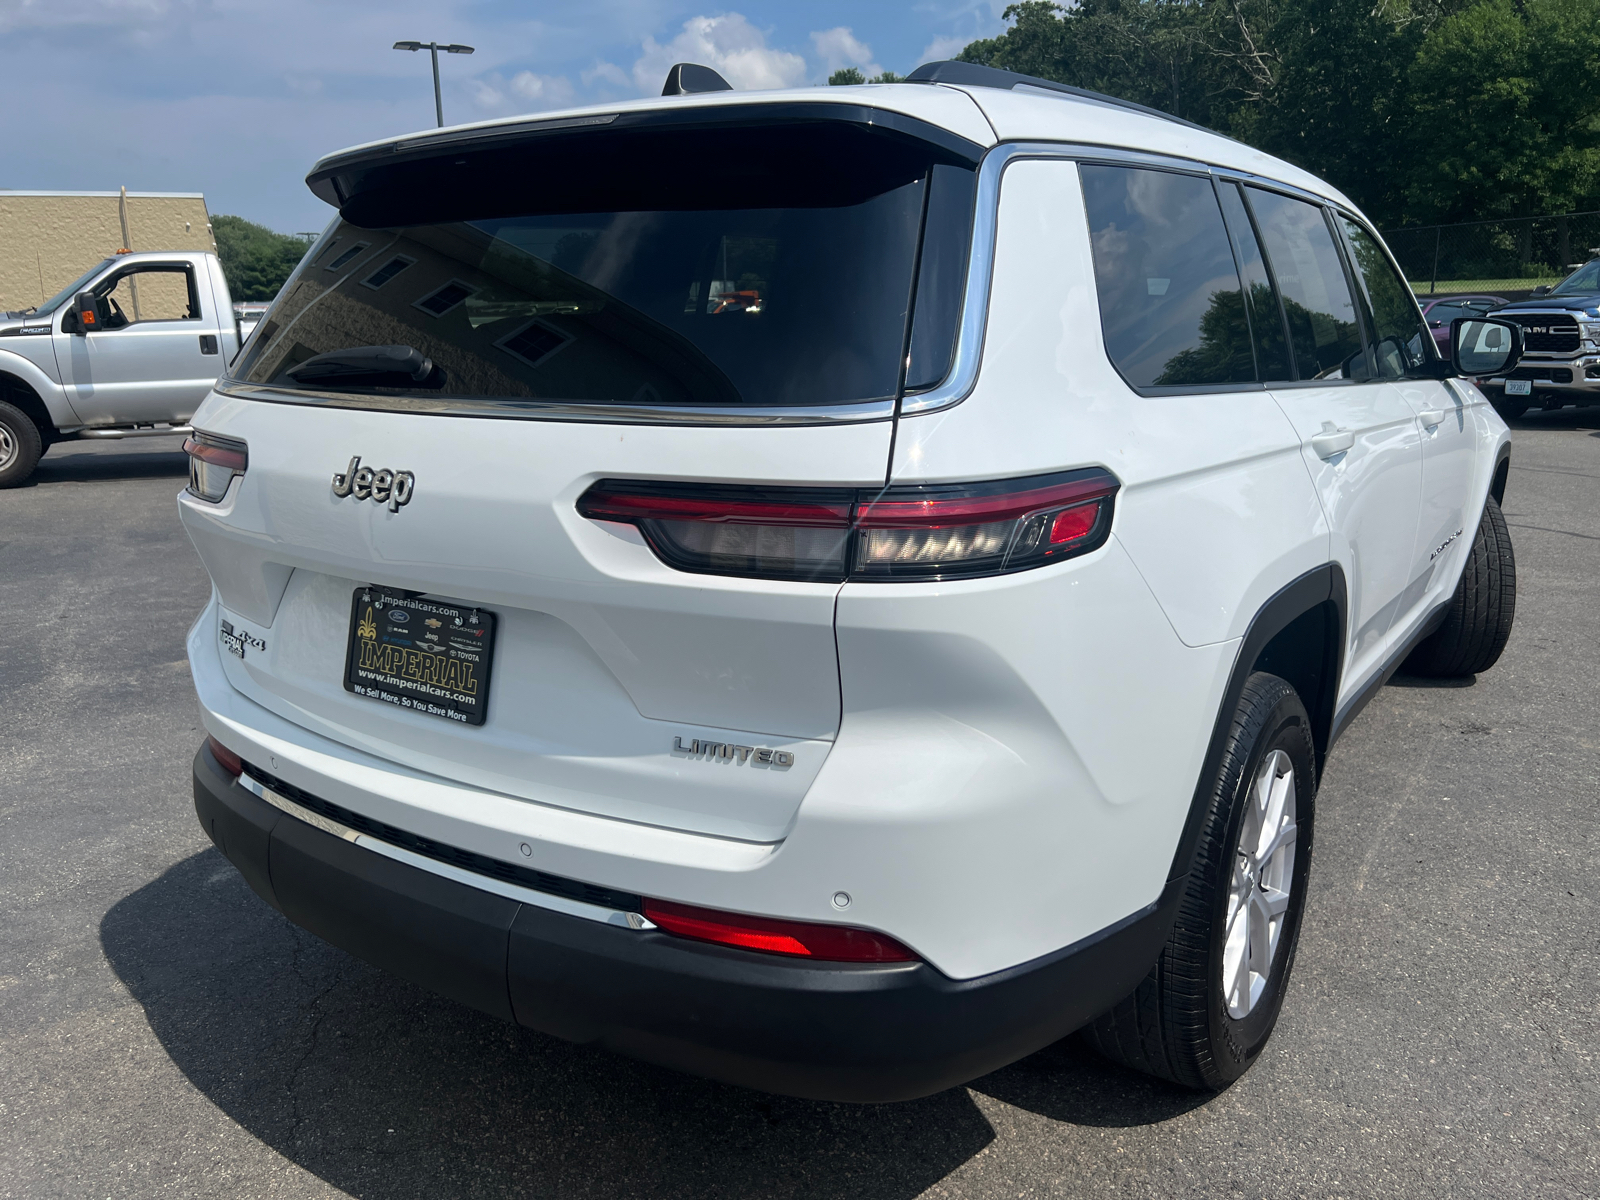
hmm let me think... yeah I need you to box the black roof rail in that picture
[905,60,1220,139]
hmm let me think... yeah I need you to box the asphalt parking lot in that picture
[2,416,1597,1199]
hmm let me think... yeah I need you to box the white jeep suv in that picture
[182,60,1524,1102]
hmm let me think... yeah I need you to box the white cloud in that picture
[810,27,879,78]
[468,71,575,112]
[631,14,807,94]
[581,61,632,90]
[919,34,971,64]
[510,71,573,103]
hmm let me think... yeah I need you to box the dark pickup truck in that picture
[1482,256,1600,418]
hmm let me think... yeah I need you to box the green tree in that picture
[952,1,1600,229]
[828,67,866,85]
[212,214,310,302]
[1406,0,1600,223]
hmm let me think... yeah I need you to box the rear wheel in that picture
[1404,497,1516,677]
[0,399,43,488]
[1082,673,1316,1089]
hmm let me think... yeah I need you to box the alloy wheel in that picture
[1222,748,1298,1018]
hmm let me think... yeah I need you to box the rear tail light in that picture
[207,735,244,777]
[642,898,918,962]
[184,431,248,503]
[577,468,1118,582]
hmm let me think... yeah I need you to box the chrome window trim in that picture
[211,379,896,426]
[238,772,656,930]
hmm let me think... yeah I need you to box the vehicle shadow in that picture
[28,444,188,485]
[103,851,1001,1199]
[103,852,1213,1196]
[966,1036,1210,1126]
[1506,408,1600,431]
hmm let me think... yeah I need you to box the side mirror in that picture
[1530,285,1551,297]
[1452,317,1523,378]
[74,291,100,335]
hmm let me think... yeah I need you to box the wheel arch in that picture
[1491,445,1510,507]
[0,369,60,443]
[1166,564,1346,885]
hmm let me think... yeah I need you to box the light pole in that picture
[393,40,475,127]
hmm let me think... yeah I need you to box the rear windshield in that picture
[231,128,974,410]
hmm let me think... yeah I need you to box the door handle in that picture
[1310,421,1355,460]
[199,334,219,355]
[1418,408,1444,428]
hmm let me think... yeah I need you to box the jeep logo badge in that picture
[332,456,415,512]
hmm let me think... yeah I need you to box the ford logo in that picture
[389,610,410,623]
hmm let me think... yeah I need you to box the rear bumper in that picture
[193,742,1177,1102]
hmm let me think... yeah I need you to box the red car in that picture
[1419,295,1508,355]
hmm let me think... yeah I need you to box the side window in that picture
[1216,181,1292,381]
[98,265,201,327]
[1337,215,1432,377]
[1245,188,1365,381]
[1080,163,1255,389]
[905,164,977,392]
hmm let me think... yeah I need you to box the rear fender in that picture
[1167,564,1347,884]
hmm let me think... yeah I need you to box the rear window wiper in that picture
[285,345,444,389]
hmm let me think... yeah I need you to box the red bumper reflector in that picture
[1049,501,1099,544]
[207,736,243,778]
[642,899,918,963]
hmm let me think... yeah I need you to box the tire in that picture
[1403,496,1516,677]
[0,399,43,488]
[1082,673,1316,1090]
[1491,397,1527,420]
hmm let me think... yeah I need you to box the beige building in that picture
[0,190,216,312]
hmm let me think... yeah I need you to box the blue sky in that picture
[0,1,1009,234]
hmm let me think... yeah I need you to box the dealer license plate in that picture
[344,588,496,726]
[1505,379,1532,395]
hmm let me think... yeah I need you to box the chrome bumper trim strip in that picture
[239,772,655,930]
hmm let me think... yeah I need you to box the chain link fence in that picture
[1380,209,1600,299]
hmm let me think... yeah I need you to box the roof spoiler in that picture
[905,60,1222,139]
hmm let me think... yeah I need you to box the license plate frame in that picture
[1504,378,1532,396]
[344,588,496,726]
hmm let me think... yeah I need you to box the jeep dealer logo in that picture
[332,456,415,512]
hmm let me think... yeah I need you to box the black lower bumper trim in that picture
[193,743,1177,1102]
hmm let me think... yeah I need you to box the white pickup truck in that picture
[0,250,244,486]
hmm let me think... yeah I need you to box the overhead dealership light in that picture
[393,40,477,127]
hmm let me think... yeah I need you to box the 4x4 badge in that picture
[332,456,415,512]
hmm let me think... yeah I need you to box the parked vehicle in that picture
[1420,294,1507,356]
[1481,254,1600,418]
[0,250,244,487]
[234,302,272,344]
[183,59,1524,1102]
